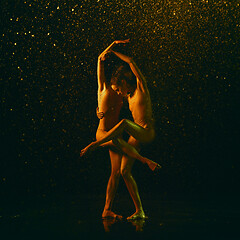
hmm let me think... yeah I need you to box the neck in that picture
[127,89,135,97]
[127,85,136,97]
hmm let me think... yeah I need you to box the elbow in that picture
[128,57,133,63]
[128,57,135,64]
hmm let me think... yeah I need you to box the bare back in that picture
[98,88,123,131]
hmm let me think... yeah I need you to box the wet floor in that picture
[1,194,239,239]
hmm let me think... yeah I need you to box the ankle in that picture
[103,208,111,213]
[136,208,144,213]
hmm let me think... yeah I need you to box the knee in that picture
[111,170,121,179]
[119,119,129,127]
[112,138,120,146]
[112,138,124,148]
[120,167,131,179]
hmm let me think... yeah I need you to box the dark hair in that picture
[111,63,136,87]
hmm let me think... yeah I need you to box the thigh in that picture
[128,136,141,150]
[97,129,122,172]
[125,120,155,143]
[96,129,107,140]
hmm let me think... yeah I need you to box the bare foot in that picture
[144,158,162,171]
[80,141,97,157]
[127,210,147,220]
[102,210,123,219]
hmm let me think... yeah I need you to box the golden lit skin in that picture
[81,40,161,220]
[83,40,161,220]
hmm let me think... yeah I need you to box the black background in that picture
[1,0,239,207]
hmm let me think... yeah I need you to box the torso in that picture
[97,87,123,132]
[128,87,154,129]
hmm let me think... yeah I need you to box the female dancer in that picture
[81,40,161,219]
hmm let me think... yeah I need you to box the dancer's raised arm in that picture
[111,50,148,92]
[98,40,130,91]
[97,53,107,91]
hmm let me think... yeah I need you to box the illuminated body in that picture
[96,48,123,219]
[82,40,161,220]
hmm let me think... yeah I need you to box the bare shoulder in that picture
[98,85,115,96]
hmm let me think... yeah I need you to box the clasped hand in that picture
[98,39,130,61]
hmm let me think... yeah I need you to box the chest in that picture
[98,89,123,109]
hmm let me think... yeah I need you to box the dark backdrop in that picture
[1,0,239,204]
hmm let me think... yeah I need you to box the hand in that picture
[98,39,130,61]
[98,51,111,61]
[96,107,104,119]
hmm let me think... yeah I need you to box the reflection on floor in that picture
[1,194,239,239]
[102,218,146,232]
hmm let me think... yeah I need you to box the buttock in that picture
[128,136,141,151]
[140,126,155,143]
[96,128,108,140]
